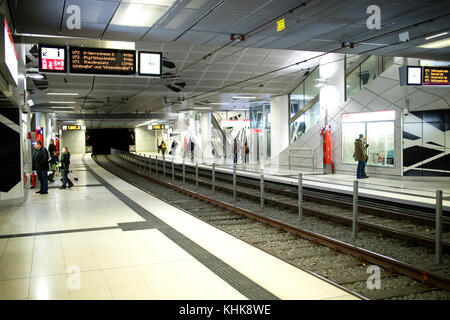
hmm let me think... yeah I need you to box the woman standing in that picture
[59,147,74,189]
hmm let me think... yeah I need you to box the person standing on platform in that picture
[170,140,178,156]
[244,141,249,164]
[48,139,58,182]
[233,138,238,164]
[59,147,74,190]
[190,139,195,162]
[353,134,369,179]
[32,141,49,195]
[160,140,167,159]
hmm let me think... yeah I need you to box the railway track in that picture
[94,154,450,300]
[125,153,450,253]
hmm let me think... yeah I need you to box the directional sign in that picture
[276,18,285,32]
[39,45,66,73]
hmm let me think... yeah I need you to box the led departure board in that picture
[151,124,166,130]
[69,47,136,75]
[423,67,449,85]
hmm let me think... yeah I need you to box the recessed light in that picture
[111,0,175,27]
[51,106,74,109]
[209,103,230,105]
[49,101,76,104]
[232,96,256,99]
[193,107,212,110]
[418,37,450,49]
[425,32,448,40]
[47,93,79,96]
[28,74,44,79]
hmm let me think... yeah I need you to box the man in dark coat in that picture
[48,139,58,182]
[59,146,74,189]
[353,134,369,179]
[32,141,49,194]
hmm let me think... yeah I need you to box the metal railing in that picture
[288,148,314,171]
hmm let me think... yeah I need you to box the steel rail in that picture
[107,154,450,292]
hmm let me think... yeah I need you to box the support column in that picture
[270,95,289,165]
[201,112,213,163]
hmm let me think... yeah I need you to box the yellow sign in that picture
[276,18,285,32]
[67,125,81,130]
[152,124,166,130]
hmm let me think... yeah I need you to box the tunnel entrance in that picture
[86,128,135,155]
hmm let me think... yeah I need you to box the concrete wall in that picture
[61,130,86,154]
[135,126,157,153]
[275,56,450,177]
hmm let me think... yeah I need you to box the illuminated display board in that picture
[151,124,166,130]
[138,51,162,76]
[69,47,136,75]
[0,17,18,86]
[407,66,422,85]
[67,125,81,130]
[39,45,66,73]
[423,66,449,85]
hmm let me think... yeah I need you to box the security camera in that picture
[403,108,409,116]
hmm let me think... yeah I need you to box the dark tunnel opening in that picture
[86,128,135,155]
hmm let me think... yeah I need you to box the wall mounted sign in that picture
[39,45,66,73]
[0,17,18,86]
[151,124,166,130]
[220,119,250,127]
[69,47,136,75]
[276,18,285,32]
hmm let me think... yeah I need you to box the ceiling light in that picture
[51,106,74,109]
[418,37,450,49]
[232,96,256,99]
[193,107,212,110]
[28,74,44,79]
[425,32,448,40]
[209,103,231,105]
[46,93,79,96]
[111,1,172,27]
[49,101,76,104]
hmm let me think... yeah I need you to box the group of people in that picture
[157,140,179,159]
[32,139,74,195]
[233,139,249,164]
[158,139,196,161]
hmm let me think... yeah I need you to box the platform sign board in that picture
[39,45,66,73]
[423,66,449,85]
[69,47,136,76]
[276,18,285,32]
[220,119,250,127]
[67,125,81,130]
[138,51,162,77]
[0,16,18,86]
[151,124,166,130]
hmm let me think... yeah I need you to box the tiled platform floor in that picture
[0,154,359,300]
